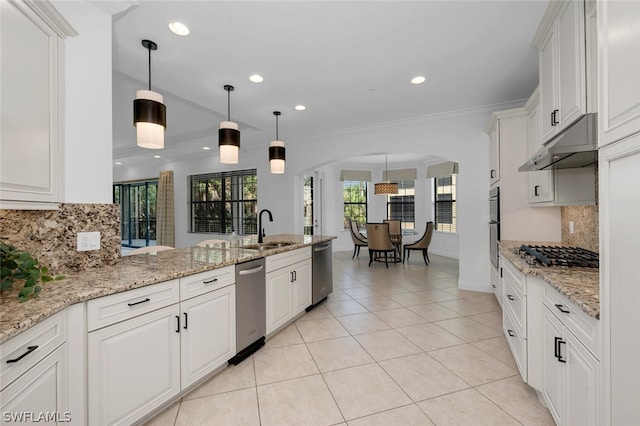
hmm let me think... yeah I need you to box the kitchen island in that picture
[0,234,335,344]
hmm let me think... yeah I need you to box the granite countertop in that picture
[0,234,335,344]
[499,241,599,319]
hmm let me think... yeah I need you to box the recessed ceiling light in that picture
[294,105,306,111]
[153,155,161,158]
[168,21,190,36]
[202,146,210,150]
[249,74,263,83]
[115,161,122,165]
[411,76,426,85]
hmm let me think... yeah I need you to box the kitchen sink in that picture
[243,241,297,251]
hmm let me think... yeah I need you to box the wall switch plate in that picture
[77,231,101,251]
[569,221,575,234]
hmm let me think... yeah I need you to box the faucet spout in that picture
[258,209,274,243]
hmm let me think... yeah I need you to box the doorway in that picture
[303,172,323,236]
[113,180,158,248]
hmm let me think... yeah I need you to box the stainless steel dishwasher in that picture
[307,241,333,311]
[228,257,265,365]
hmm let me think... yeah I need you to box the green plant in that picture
[1,242,64,302]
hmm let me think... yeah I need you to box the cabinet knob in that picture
[490,169,496,179]
[534,185,540,197]
[551,109,559,126]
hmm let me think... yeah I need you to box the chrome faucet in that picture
[258,209,273,243]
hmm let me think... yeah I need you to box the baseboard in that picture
[458,279,491,293]
[429,248,459,259]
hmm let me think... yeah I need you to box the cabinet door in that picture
[0,0,61,205]
[291,259,312,316]
[528,171,554,204]
[600,134,640,424]
[0,344,68,422]
[88,304,180,426]
[540,28,557,143]
[489,122,500,185]
[598,0,640,147]
[564,335,600,426]
[556,0,586,130]
[180,285,236,389]
[266,268,292,335]
[543,307,563,425]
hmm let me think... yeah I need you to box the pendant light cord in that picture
[275,114,279,140]
[227,89,231,121]
[147,45,151,91]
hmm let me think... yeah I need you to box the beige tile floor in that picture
[145,251,555,426]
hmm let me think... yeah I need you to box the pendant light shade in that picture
[374,153,398,195]
[133,40,166,149]
[219,85,240,164]
[269,111,286,174]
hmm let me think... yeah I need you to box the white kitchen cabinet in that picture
[526,88,555,204]
[489,259,502,308]
[0,311,69,423]
[180,284,235,389]
[599,132,640,425]
[0,0,75,209]
[489,121,500,186]
[542,299,600,426]
[88,303,181,426]
[266,247,312,335]
[597,0,640,147]
[535,0,587,144]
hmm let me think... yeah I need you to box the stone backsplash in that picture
[0,203,120,274]
[561,205,599,253]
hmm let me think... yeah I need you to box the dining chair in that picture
[366,223,396,268]
[127,245,175,255]
[403,221,434,265]
[349,220,368,258]
[383,219,402,260]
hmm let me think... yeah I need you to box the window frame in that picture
[386,179,415,234]
[434,174,457,233]
[343,180,368,230]
[189,169,257,235]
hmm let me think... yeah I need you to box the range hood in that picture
[519,113,597,172]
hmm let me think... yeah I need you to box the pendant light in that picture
[219,85,240,164]
[374,153,398,195]
[269,111,286,174]
[133,40,166,149]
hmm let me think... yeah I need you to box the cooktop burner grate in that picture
[516,245,599,268]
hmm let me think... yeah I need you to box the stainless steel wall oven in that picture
[489,187,500,269]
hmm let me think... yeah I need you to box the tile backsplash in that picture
[0,203,120,274]
[561,205,599,252]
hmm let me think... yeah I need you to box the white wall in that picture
[54,1,113,203]
[114,105,505,292]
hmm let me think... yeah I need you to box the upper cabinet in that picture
[597,0,640,147]
[534,0,587,144]
[525,88,555,204]
[489,120,500,186]
[0,0,76,210]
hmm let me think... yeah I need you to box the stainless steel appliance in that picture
[228,257,265,365]
[489,187,500,270]
[516,245,599,268]
[519,113,597,171]
[307,241,333,310]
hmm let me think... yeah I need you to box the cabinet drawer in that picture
[503,307,528,382]
[266,247,311,273]
[0,311,66,390]
[502,258,526,295]
[503,277,526,335]
[543,285,600,359]
[180,265,235,300]
[87,279,180,332]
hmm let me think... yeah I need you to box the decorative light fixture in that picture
[374,153,398,195]
[133,40,166,149]
[269,111,286,174]
[219,85,240,164]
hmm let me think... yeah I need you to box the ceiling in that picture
[111,1,547,168]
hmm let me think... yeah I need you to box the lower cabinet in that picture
[180,285,235,389]
[543,305,600,426]
[490,260,502,307]
[88,304,181,426]
[266,258,311,335]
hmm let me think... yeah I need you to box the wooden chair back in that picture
[366,223,394,251]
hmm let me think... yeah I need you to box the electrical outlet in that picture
[77,231,101,251]
[569,221,575,234]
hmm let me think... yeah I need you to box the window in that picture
[113,179,158,248]
[343,180,367,229]
[387,180,415,233]
[434,174,457,233]
[189,169,257,235]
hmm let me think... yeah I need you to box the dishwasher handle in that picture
[238,265,265,275]
[314,244,331,252]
